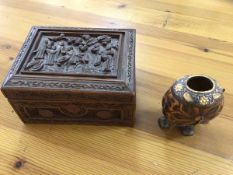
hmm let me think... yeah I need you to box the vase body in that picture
[159,75,224,136]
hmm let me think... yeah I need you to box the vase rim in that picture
[185,75,215,94]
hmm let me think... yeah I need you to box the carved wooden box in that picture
[1,26,136,126]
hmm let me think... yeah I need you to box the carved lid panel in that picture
[21,32,121,77]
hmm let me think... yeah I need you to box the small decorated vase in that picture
[158,75,225,136]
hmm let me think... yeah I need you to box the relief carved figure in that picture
[25,40,48,71]
[24,33,119,75]
[45,43,56,66]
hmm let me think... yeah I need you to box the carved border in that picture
[6,79,128,91]
[124,29,136,93]
[127,30,135,83]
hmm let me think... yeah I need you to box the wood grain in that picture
[0,0,233,174]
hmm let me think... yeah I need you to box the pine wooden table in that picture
[0,0,233,174]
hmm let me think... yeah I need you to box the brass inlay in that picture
[175,83,183,92]
[199,96,209,105]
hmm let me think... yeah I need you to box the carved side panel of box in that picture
[10,100,134,125]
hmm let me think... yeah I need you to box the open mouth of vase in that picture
[187,76,214,92]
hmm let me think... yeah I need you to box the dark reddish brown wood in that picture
[1,26,136,126]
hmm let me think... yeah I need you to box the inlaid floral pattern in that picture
[199,96,209,105]
[174,83,183,91]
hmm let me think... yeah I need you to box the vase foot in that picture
[179,125,194,136]
[158,116,170,129]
